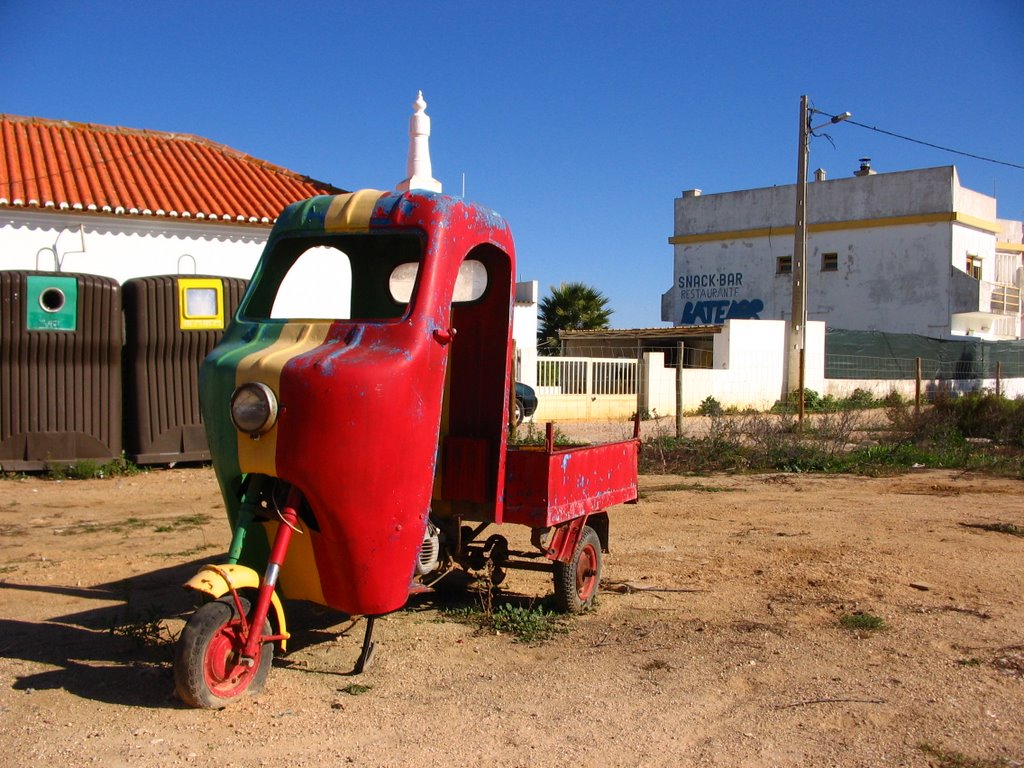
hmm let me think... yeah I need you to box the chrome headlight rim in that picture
[229,382,279,436]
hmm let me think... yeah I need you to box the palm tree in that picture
[538,282,613,354]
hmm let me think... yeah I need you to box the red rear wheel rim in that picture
[576,542,599,601]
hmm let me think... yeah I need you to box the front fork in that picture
[234,483,301,664]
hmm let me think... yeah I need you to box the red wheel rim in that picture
[576,542,599,601]
[204,621,258,699]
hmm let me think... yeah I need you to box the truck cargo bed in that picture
[502,439,640,527]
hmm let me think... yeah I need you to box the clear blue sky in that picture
[3,0,1022,329]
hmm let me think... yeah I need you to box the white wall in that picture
[638,320,824,415]
[1,208,267,282]
[513,280,539,388]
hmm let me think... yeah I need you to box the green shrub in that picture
[697,396,723,417]
[840,612,884,631]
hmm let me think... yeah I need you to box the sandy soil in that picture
[1,466,1022,767]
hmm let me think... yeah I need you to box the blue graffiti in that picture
[682,299,764,325]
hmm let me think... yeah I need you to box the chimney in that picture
[682,189,702,198]
[814,168,827,182]
[854,157,876,177]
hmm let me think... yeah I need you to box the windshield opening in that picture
[242,233,423,321]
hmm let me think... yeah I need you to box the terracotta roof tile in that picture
[0,114,343,222]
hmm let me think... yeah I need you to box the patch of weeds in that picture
[635,394,1024,478]
[492,603,567,644]
[157,544,216,559]
[960,522,1024,537]
[955,657,982,667]
[839,612,885,632]
[55,517,152,536]
[0,564,18,575]
[508,422,583,447]
[339,683,373,696]
[918,743,1012,768]
[439,601,568,645]
[45,454,143,480]
[640,481,736,498]
[437,605,480,625]
[153,513,211,533]
[110,612,176,647]
[0,523,27,537]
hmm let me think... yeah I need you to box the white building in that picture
[662,164,1024,340]
[0,111,540,367]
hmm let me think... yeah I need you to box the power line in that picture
[814,110,1024,171]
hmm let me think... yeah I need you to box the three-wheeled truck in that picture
[174,188,639,708]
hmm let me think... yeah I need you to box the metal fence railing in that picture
[537,357,638,396]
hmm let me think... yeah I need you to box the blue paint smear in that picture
[370,194,402,226]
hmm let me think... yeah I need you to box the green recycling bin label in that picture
[26,275,78,331]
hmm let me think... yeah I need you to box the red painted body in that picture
[270,194,517,616]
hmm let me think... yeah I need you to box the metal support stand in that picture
[354,616,378,674]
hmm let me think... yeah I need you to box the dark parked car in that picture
[514,382,537,426]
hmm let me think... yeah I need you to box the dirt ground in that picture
[1,464,1022,767]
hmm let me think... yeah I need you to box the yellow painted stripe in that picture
[324,189,388,232]
[234,322,332,475]
[261,519,327,605]
[951,213,1003,234]
[997,241,1024,253]
[669,212,1003,244]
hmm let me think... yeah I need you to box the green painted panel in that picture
[26,275,78,331]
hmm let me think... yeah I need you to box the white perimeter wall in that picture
[634,319,823,415]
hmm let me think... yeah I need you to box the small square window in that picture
[777,256,792,275]
[821,253,838,272]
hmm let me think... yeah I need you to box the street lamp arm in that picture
[809,108,852,128]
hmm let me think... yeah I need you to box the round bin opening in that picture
[39,287,66,313]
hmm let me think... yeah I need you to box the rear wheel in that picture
[553,525,602,613]
[174,597,273,709]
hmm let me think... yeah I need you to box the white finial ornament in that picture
[397,90,442,193]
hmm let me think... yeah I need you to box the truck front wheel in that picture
[174,597,273,709]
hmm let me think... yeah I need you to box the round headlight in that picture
[230,382,278,436]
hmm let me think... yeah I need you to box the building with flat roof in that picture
[662,163,1024,340]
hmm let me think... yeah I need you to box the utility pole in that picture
[786,96,850,424]
[787,95,810,421]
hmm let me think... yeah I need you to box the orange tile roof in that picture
[0,114,344,224]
